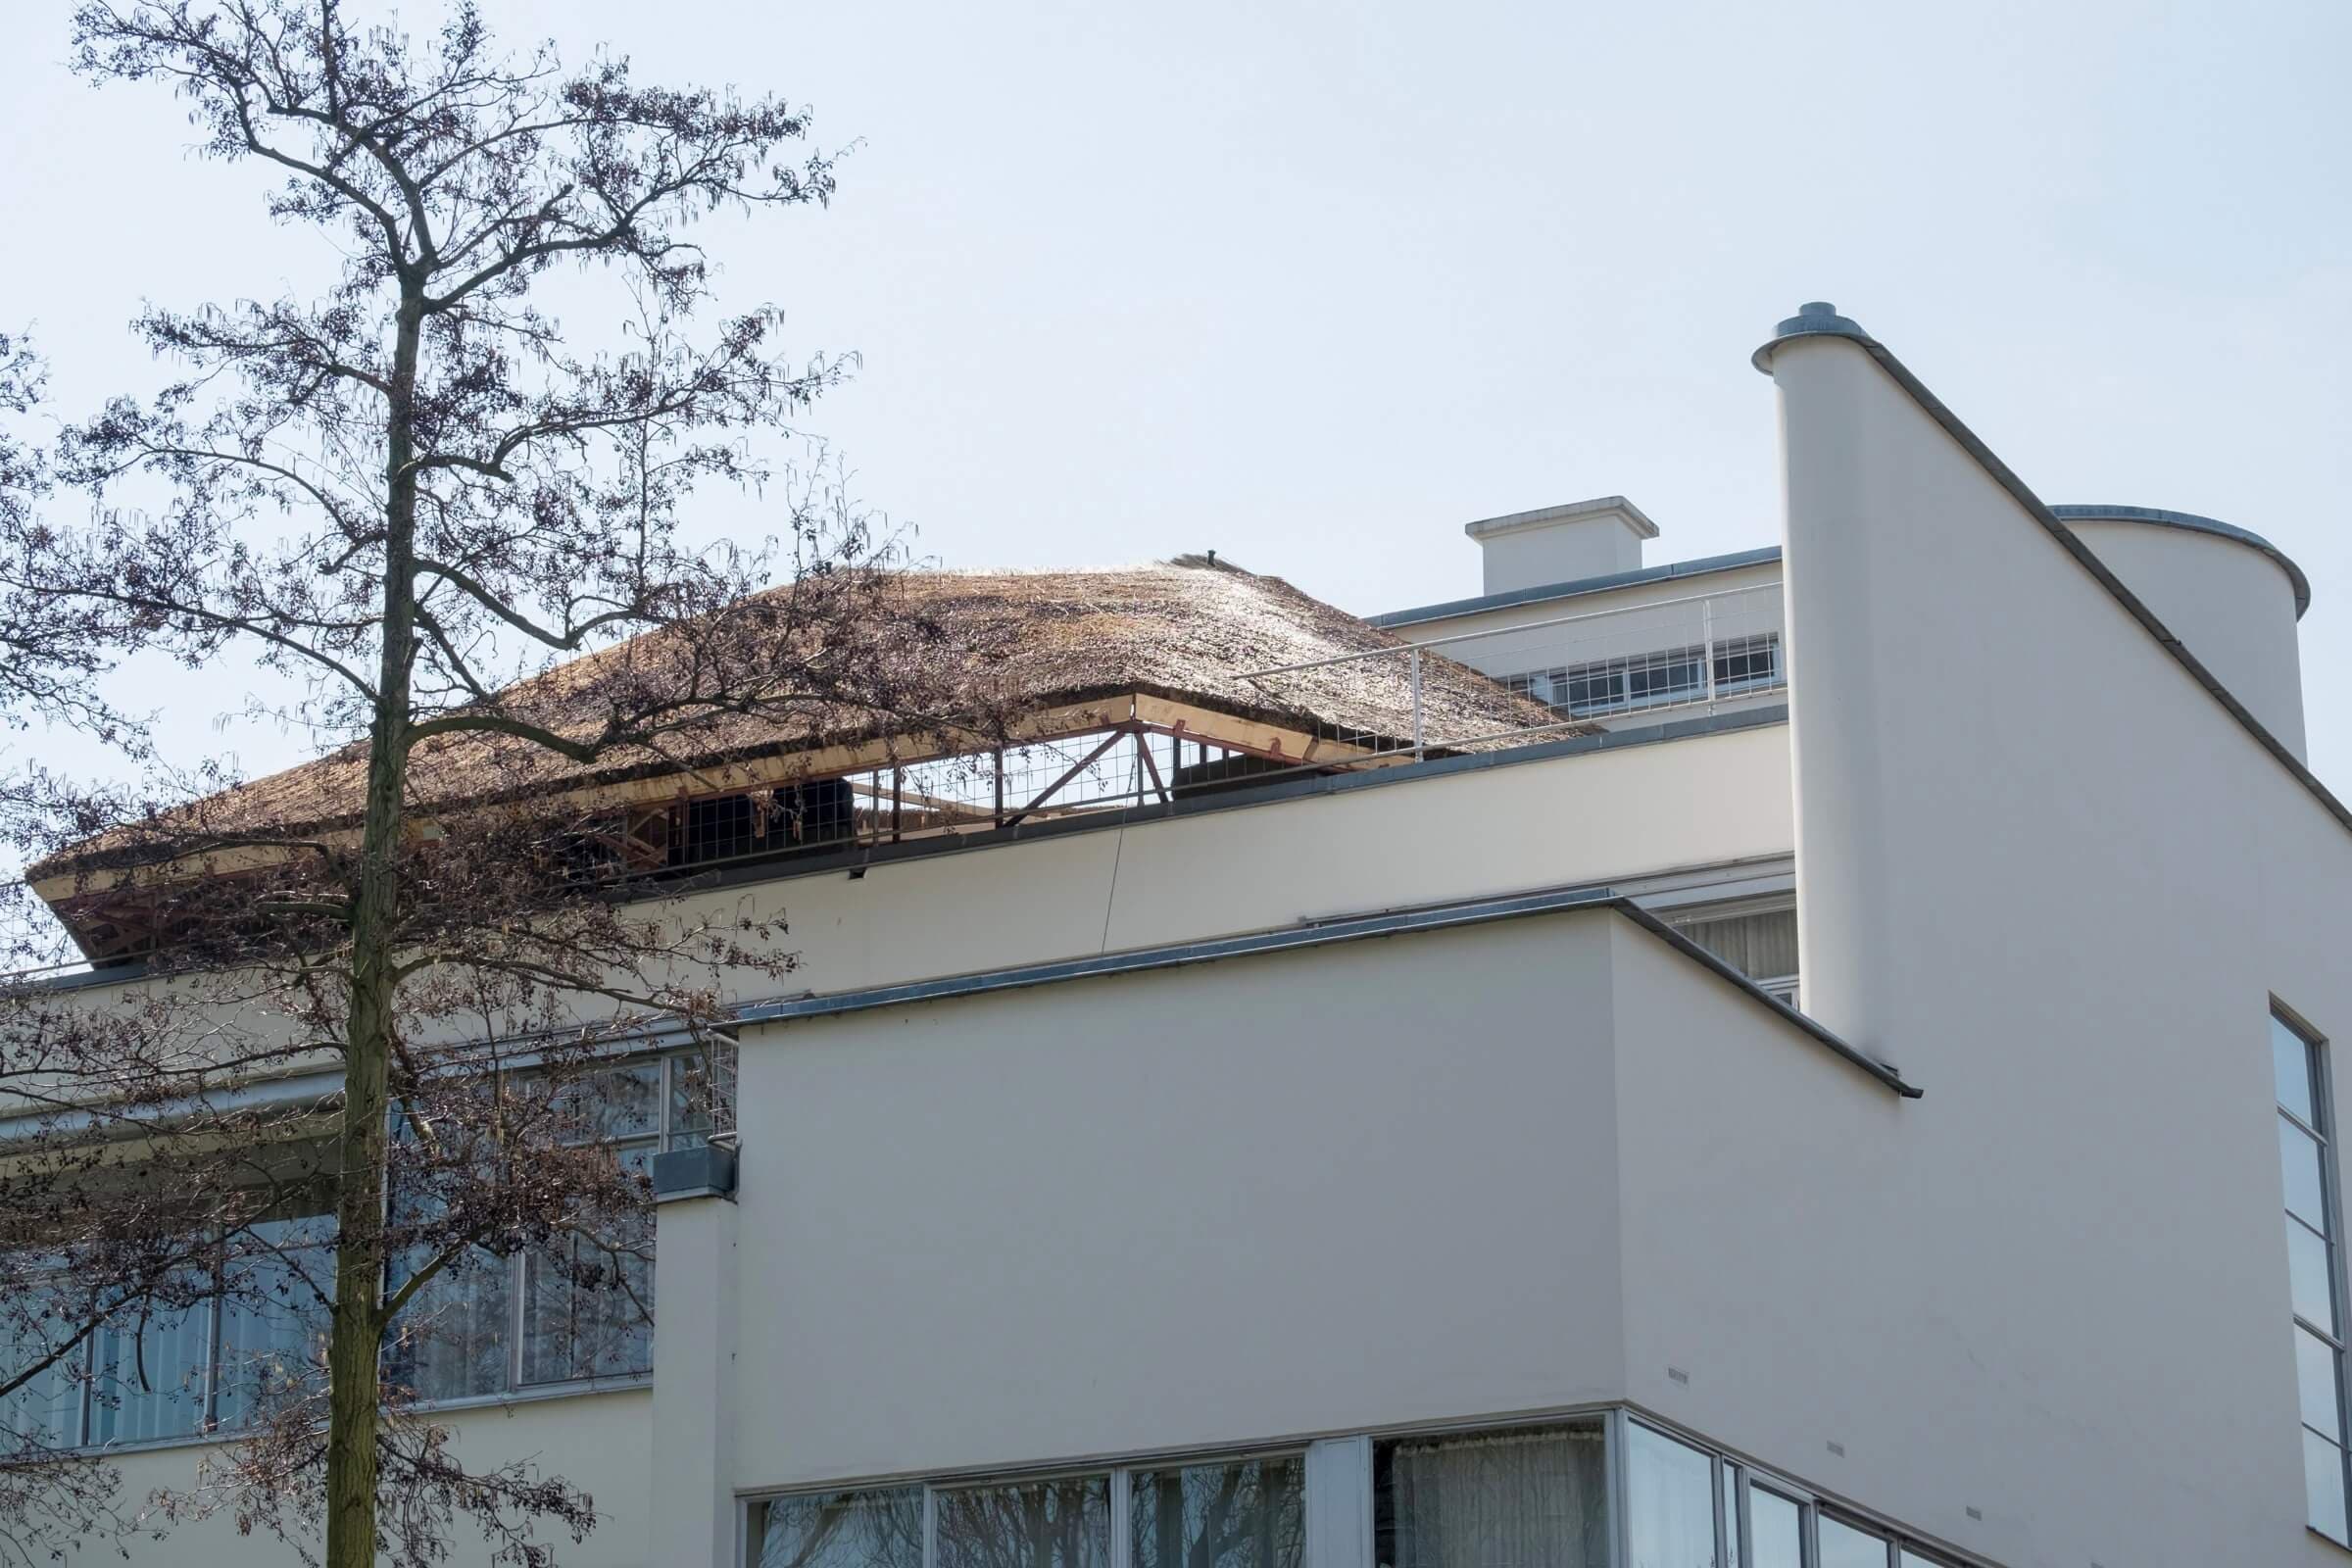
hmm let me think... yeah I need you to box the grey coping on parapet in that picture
[1368,546,1784,629]
[1750,299,2352,841]
[2049,504,2311,619]
[734,880,1921,1101]
[1463,495,1660,541]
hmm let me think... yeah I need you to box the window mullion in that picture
[510,1249,528,1393]
[1108,1468,1132,1568]
[204,1267,224,1431]
[659,1054,674,1151]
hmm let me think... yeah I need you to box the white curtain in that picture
[1673,908,1797,982]
[1387,1426,1608,1568]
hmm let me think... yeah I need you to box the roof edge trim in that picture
[1463,495,1661,543]
[1369,547,1783,629]
[2051,504,2311,619]
[1753,305,2352,843]
[736,883,1922,1100]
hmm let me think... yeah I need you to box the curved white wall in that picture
[2060,512,2308,760]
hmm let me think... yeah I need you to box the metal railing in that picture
[1247,582,1788,760]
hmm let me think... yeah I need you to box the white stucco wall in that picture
[677,718,1794,1013]
[58,1388,653,1566]
[1725,322,2352,1567]
[725,911,1636,1494]
[2063,514,2307,759]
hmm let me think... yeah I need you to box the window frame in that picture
[1710,632,1784,697]
[744,1412,1993,1568]
[415,1044,724,1402]
[1624,1410,1981,1568]
[749,1448,1310,1568]
[2,1046,722,1455]
[1663,896,1800,1006]
[1504,631,1785,722]
[2275,1004,2352,1547]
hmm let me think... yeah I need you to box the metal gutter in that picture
[0,1066,344,1141]
[1367,547,1784,629]
[736,882,1922,1101]
[1753,303,2352,841]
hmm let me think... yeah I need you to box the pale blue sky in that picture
[3,0,2348,785]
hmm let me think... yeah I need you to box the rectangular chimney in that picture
[1465,496,1658,595]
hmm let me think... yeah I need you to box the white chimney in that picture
[1465,496,1658,595]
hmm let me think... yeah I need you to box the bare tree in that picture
[0,4,997,1563]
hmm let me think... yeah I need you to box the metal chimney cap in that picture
[1752,301,1871,373]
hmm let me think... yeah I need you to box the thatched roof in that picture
[38,560,1575,879]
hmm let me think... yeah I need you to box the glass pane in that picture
[389,1246,513,1401]
[1745,1490,1801,1568]
[1627,1423,1719,1568]
[2278,1016,2319,1124]
[1717,1465,1740,1568]
[1815,1516,1889,1568]
[2300,1325,2346,1441]
[2290,1215,2339,1332]
[668,1045,737,1152]
[88,1298,210,1445]
[520,1234,653,1384]
[547,1061,662,1143]
[519,1145,655,1385]
[2284,1118,2330,1233]
[1898,1555,1943,1568]
[1674,910,1797,982]
[758,1487,925,1568]
[936,1475,1112,1568]
[1132,1456,1304,1568]
[1380,1422,1609,1568]
[0,1301,84,1448]
[2307,1428,2349,1544]
[214,1209,335,1429]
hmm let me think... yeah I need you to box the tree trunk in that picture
[323,290,425,1568]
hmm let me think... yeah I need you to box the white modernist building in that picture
[11,302,2350,1568]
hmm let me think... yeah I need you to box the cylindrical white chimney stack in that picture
[2050,506,2309,760]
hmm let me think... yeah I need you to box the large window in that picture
[2275,1008,2350,1544]
[755,1459,1300,1568]
[1667,903,1798,1005]
[938,1476,1113,1568]
[1644,1425,1962,1568]
[748,1424,1975,1568]
[0,1048,716,1452]
[1378,1421,1609,1568]
[1504,634,1783,720]
[1133,1455,1303,1568]
[1627,1422,1719,1568]
[389,1049,722,1403]
[2,1193,335,1449]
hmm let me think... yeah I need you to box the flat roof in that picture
[1368,546,1783,629]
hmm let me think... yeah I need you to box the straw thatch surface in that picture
[42,561,1577,871]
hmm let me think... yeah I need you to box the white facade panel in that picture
[2064,513,2307,759]
[695,722,1794,1011]
[727,914,1632,1494]
[1755,320,2352,1566]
